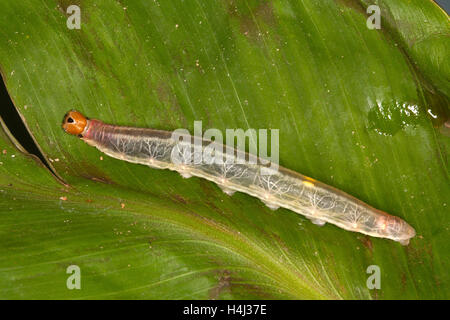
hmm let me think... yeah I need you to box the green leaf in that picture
[0,0,448,299]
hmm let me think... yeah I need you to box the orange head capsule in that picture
[62,110,88,136]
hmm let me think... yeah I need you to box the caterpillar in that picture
[62,110,416,245]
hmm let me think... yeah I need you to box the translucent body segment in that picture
[81,119,416,245]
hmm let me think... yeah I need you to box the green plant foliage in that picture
[0,0,448,299]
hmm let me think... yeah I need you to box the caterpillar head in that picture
[62,110,88,136]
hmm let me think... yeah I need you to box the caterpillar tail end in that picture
[396,223,416,246]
